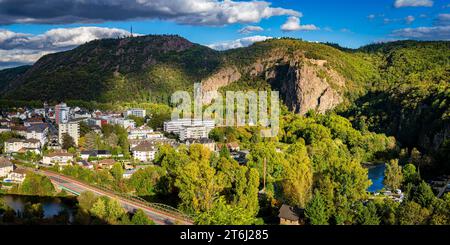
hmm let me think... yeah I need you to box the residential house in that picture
[132,141,158,162]
[122,169,137,179]
[0,126,11,133]
[23,117,44,127]
[26,123,49,145]
[0,157,13,177]
[87,118,107,128]
[80,150,112,160]
[97,159,116,169]
[42,152,74,166]
[185,138,216,152]
[4,168,27,184]
[76,160,94,169]
[11,126,28,137]
[278,204,301,225]
[4,138,41,154]
[125,108,146,118]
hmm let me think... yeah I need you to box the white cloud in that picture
[405,15,415,24]
[208,35,272,50]
[0,0,301,26]
[391,26,450,40]
[0,27,133,68]
[281,16,319,32]
[434,13,450,25]
[394,0,433,8]
[367,14,376,20]
[238,25,264,34]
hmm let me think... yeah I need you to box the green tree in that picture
[110,162,124,181]
[195,197,258,225]
[402,163,419,184]
[61,133,76,150]
[18,172,55,196]
[305,191,329,225]
[412,181,435,208]
[281,142,313,208]
[90,197,107,220]
[128,166,163,197]
[356,201,380,225]
[77,191,97,210]
[397,201,430,225]
[131,209,155,225]
[384,159,403,190]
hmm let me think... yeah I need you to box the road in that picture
[20,167,193,225]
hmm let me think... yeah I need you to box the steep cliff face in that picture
[202,49,345,115]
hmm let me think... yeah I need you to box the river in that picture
[367,164,386,192]
[1,194,77,219]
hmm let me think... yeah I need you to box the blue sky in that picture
[0,0,449,69]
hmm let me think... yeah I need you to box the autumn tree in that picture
[384,159,403,190]
[281,142,313,208]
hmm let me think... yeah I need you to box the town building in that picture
[164,118,215,138]
[179,125,209,141]
[132,141,158,162]
[11,126,28,137]
[42,152,74,166]
[185,138,216,151]
[26,123,49,145]
[4,168,27,184]
[0,126,11,133]
[4,138,41,154]
[80,150,112,160]
[76,160,94,169]
[278,204,301,225]
[125,108,146,118]
[55,103,70,124]
[23,117,44,127]
[97,159,116,169]
[128,126,163,140]
[108,117,135,129]
[87,117,107,128]
[122,169,137,179]
[58,121,80,146]
[0,157,13,177]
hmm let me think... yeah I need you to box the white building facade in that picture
[58,121,80,146]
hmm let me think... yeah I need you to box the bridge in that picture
[20,167,194,225]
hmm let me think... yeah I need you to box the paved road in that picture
[21,167,193,225]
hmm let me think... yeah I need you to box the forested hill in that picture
[343,40,450,175]
[0,35,224,103]
[0,36,448,174]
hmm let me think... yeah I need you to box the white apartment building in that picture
[128,126,163,140]
[132,142,158,162]
[26,124,49,145]
[179,126,209,141]
[58,121,80,146]
[163,118,215,135]
[42,152,74,166]
[4,138,41,154]
[125,108,146,118]
[108,117,135,129]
